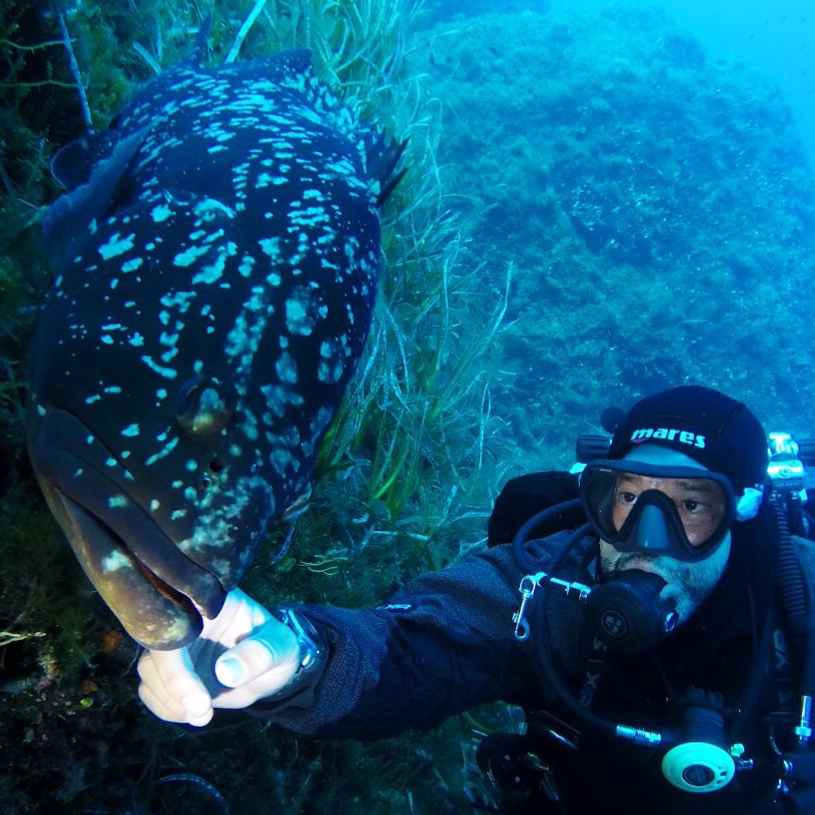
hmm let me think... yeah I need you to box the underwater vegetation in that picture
[3,1,815,813]
[419,5,815,465]
[1,0,511,812]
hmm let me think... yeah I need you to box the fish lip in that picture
[50,484,205,645]
[28,407,226,648]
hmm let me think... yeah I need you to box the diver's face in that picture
[612,473,726,547]
[601,473,730,621]
[599,536,730,621]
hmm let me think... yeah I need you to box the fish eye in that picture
[175,375,236,436]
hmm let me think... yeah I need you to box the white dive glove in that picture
[137,588,319,726]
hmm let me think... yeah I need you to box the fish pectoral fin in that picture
[362,129,409,207]
[42,125,151,270]
[50,129,119,190]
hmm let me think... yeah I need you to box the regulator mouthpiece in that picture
[586,569,679,653]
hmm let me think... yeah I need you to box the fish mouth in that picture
[29,409,226,649]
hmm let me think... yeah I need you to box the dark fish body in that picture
[27,45,402,648]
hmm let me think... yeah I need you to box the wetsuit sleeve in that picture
[252,544,534,738]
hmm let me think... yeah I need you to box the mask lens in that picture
[580,463,732,559]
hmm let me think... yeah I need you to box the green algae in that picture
[419,6,815,468]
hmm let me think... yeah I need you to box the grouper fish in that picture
[26,33,404,649]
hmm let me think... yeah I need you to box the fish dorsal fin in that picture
[42,126,150,270]
[185,14,212,67]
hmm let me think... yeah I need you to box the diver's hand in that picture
[137,588,300,726]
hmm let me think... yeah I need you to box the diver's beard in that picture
[599,535,731,622]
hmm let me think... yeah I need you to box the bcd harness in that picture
[481,466,815,806]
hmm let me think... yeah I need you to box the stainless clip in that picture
[513,572,546,641]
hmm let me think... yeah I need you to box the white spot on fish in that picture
[151,203,173,222]
[173,244,210,267]
[285,286,323,335]
[259,237,281,260]
[191,243,233,285]
[160,291,196,312]
[276,351,298,384]
[141,355,177,379]
[98,232,135,260]
[238,255,255,278]
[102,550,132,573]
[145,436,179,466]
[122,257,143,273]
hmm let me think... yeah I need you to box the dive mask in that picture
[580,458,736,561]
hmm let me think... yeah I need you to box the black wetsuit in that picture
[257,509,814,814]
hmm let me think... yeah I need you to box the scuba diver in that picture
[137,385,815,813]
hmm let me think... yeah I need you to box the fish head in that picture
[27,200,362,649]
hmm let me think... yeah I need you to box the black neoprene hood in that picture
[608,385,768,494]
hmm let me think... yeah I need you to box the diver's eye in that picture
[617,490,637,506]
[175,375,236,436]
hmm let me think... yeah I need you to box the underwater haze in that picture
[550,0,815,169]
[420,0,815,464]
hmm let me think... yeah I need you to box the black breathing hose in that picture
[513,512,619,739]
[513,489,815,758]
[772,492,815,704]
[512,499,583,575]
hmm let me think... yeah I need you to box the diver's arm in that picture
[138,543,534,733]
[251,544,534,737]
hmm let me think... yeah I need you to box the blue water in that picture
[549,0,815,169]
